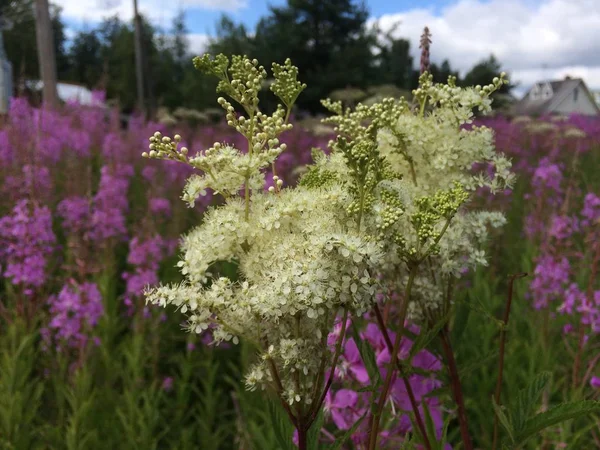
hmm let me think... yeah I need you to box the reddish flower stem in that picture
[373,304,432,450]
[368,265,417,450]
[439,327,473,450]
[492,272,527,450]
[574,244,600,389]
[297,423,307,450]
[306,308,349,426]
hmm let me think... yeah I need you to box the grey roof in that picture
[512,78,599,116]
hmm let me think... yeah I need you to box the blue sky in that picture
[179,0,458,36]
[61,0,460,37]
[56,0,600,96]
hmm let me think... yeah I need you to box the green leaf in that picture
[458,349,499,378]
[307,408,325,450]
[439,414,452,450]
[409,311,450,362]
[267,399,295,450]
[351,324,381,385]
[513,401,600,446]
[451,297,471,342]
[327,412,367,450]
[512,371,551,432]
[356,385,377,393]
[492,397,514,444]
[421,401,441,450]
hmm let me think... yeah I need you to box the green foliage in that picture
[350,322,381,386]
[307,409,325,450]
[2,0,69,88]
[0,303,240,450]
[5,0,516,115]
[448,152,600,448]
[408,310,450,364]
[326,412,367,450]
[512,371,552,431]
[62,369,99,450]
[461,55,515,111]
[267,399,296,450]
[0,322,43,449]
[492,371,600,448]
[492,397,515,443]
[513,401,600,447]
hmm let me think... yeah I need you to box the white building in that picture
[0,31,13,114]
[512,77,600,116]
[592,90,600,108]
[25,80,105,107]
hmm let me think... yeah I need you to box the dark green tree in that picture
[67,29,103,88]
[1,0,68,92]
[208,15,254,57]
[170,11,188,67]
[430,59,459,84]
[371,22,413,89]
[461,54,515,110]
[217,0,376,112]
[461,55,508,91]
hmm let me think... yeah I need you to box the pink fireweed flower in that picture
[548,215,579,240]
[149,198,172,217]
[530,255,571,309]
[0,199,56,290]
[324,389,365,430]
[532,158,563,198]
[582,193,600,226]
[123,235,177,315]
[162,376,174,392]
[44,280,104,350]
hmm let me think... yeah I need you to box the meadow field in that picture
[1,92,599,449]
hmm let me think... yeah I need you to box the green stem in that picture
[420,217,453,262]
[409,160,418,186]
[419,96,427,118]
[244,181,250,220]
[357,185,366,232]
[295,315,304,419]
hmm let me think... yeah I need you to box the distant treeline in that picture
[1,0,514,114]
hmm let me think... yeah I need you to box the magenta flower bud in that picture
[419,26,432,75]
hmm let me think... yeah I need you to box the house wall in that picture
[553,86,599,115]
[0,58,11,114]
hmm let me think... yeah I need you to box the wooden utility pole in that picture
[133,0,146,117]
[34,0,59,108]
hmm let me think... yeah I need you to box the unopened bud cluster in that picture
[143,131,188,162]
[317,59,514,319]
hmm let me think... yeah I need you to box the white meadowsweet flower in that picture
[145,53,512,408]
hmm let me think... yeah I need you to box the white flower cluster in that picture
[144,53,513,407]
[319,72,514,320]
[378,75,515,196]
[147,185,383,402]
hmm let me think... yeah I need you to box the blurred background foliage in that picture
[0,0,514,115]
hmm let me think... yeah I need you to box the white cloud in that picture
[187,33,211,55]
[55,0,247,25]
[56,0,600,99]
[371,0,600,97]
